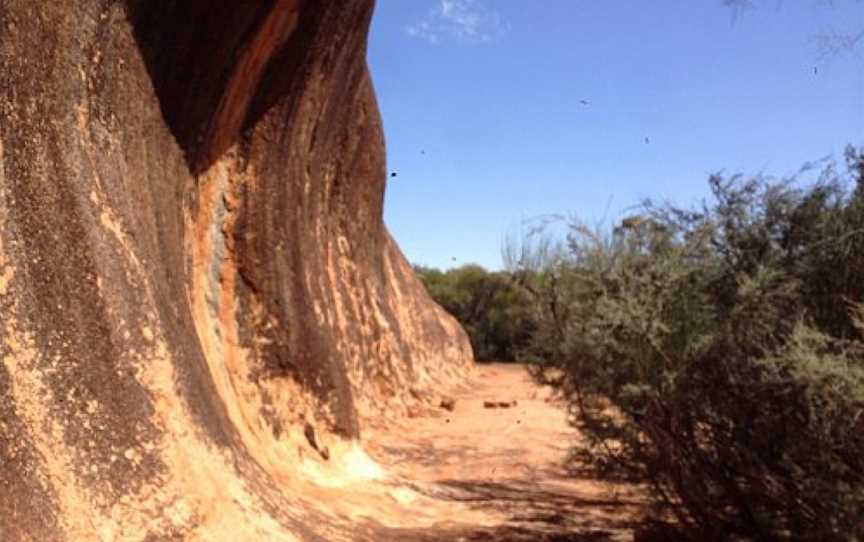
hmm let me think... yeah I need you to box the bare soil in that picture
[363,363,645,541]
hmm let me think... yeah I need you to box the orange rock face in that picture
[0,2,472,539]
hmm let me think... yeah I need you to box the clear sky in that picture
[368,1,864,270]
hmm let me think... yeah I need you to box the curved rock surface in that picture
[0,1,473,540]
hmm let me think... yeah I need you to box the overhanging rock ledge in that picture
[0,2,473,539]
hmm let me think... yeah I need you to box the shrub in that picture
[414,264,535,361]
[518,148,864,541]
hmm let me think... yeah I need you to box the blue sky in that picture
[368,1,864,270]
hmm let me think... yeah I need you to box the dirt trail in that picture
[362,364,645,541]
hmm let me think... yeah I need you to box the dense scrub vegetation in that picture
[414,264,533,361]
[418,147,864,540]
[515,147,864,541]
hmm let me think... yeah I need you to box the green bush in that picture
[414,264,534,361]
[518,148,864,541]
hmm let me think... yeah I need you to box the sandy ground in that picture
[361,363,645,541]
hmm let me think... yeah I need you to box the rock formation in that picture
[0,1,473,539]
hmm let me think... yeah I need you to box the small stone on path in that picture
[439,397,456,411]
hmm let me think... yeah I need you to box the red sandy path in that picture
[363,363,645,541]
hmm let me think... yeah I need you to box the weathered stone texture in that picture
[0,1,472,539]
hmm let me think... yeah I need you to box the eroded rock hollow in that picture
[0,2,473,539]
